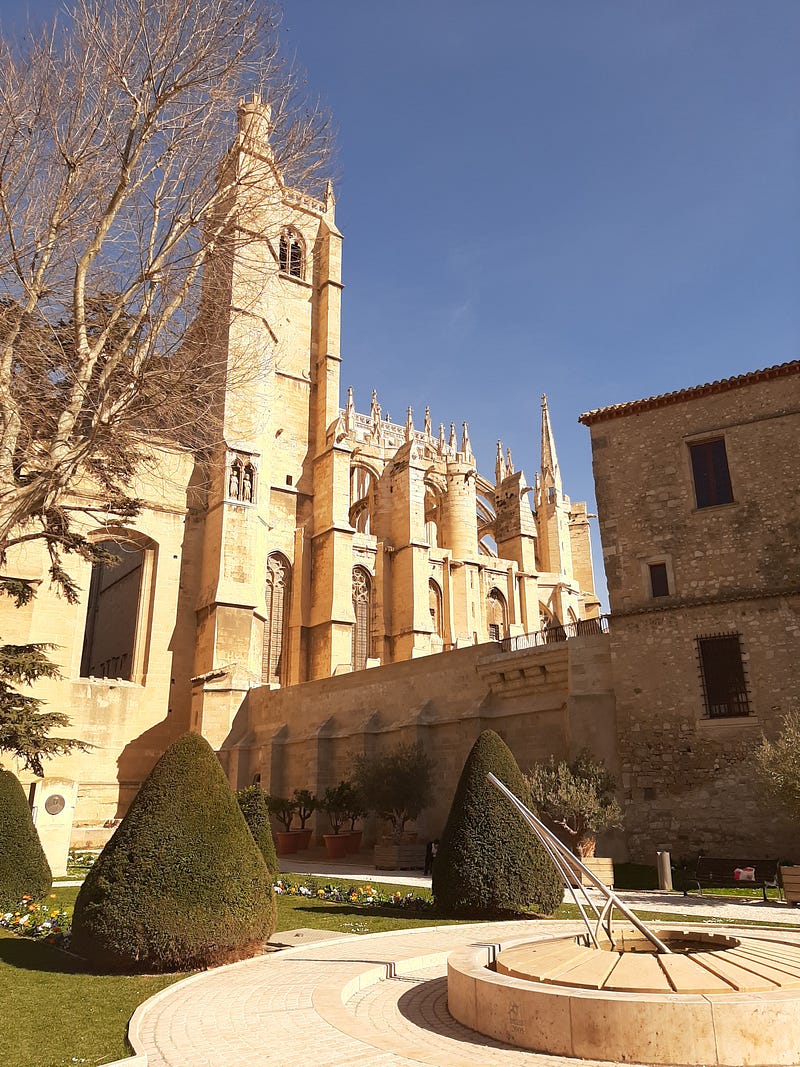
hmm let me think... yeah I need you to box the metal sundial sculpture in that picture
[487,773,672,954]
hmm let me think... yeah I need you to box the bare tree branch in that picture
[0,0,334,589]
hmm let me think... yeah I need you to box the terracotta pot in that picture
[275,831,300,856]
[323,833,349,860]
[294,828,313,850]
[342,830,362,854]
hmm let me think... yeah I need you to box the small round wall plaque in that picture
[44,794,65,816]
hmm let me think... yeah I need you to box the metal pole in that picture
[487,773,672,955]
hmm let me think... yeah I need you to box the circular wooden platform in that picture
[495,929,800,993]
[447,926,800,1065]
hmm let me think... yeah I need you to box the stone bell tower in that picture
[191,95,353,747]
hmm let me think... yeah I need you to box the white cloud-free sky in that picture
[3,1,798,604]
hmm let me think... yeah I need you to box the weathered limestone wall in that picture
[221,635,620,853]
[586,364,800,861]
[610,598,800,860]
[2,445,204,840]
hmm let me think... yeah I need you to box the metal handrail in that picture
[498,614,610,654]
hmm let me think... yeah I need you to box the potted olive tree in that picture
[267,795,299,856]
[292,789,317,850]
[353,742,434,870]
[755,712,800,904]
[320,781,352,860]
[341,783,368,855]
[526,750,622,887]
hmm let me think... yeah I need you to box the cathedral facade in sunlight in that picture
[2,96,600,854]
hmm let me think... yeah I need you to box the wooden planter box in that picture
[566,856,614,888]
[781,865,800,905]
[373,842,426,870]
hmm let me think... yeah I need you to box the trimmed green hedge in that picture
[71,733,275,972]
[0,769,51,909]
[433,730,562,916]
[237,785,279,880]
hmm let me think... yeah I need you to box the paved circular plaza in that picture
[128,917,800,1067]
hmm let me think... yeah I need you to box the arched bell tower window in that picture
[262,553,291,686]
[429,579,443,639]
[279,229,305,279]
[486,587,508,642]
[352,566,372,672]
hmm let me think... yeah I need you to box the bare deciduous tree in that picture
[0,0,332,593]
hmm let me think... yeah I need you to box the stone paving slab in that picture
[129,920,800,1067]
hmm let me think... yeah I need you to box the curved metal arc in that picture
[487,773,672,955]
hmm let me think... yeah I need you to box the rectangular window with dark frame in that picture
[690,438,734,508]
[696,633,750,719]
[649,562,670,598]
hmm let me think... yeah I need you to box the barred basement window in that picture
[696,633,750,719]
[690,438,733,508]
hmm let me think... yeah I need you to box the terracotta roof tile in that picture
[578,361,800,425]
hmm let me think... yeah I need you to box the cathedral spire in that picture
[438,423,446,454]
[495,440,505,484]
[449,421,457,452]
[345,386,355,431]
[423,405,432,437]
[506,446,514,474]
[405,406,415,442]
[461,421,472,458]
[541,394,562,498]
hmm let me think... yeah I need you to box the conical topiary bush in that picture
[71,732,275,972]
[433,730,562,916]
[0,769,52,909]
[236,785,278,881]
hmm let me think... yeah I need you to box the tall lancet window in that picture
[352,566,372,672]
[262,553,291,686]
[429,579,443,639]
[486,587,508,642]
[279,229,305,279]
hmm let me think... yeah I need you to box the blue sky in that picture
[280,1,799,603]
[3,1,798,605]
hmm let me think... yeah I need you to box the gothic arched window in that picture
[279,230,305,279]
[262,553,291,685]
[429,579,443,639]
[352,566,372,672]
[80,535,155,682]
[486,587,508,642]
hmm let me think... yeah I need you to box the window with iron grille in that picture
[690,438,734,508]
[696,633,750,718]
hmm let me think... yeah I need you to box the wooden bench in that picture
[678,857,781,902]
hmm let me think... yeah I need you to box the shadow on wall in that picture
[115,715,184,819]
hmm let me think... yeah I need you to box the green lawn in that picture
[0,931,180,1067]
[2,873,795,1067]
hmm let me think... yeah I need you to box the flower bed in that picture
[0,896,71,946]
[273,879,433,911]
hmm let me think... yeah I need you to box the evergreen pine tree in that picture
[0,769,52,909]
[433,730,562,916]
[71,732,275,971]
